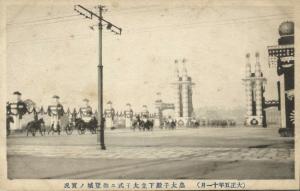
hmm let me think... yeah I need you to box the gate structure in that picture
[267,21,294,136]
[243,53,280,128]
[154,96,175,128]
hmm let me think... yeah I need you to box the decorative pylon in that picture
[243,52,266,127]
[171,59,194,127]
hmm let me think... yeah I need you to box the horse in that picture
[6,115,14,136]
[140,118,154,131]
[170,120,176,129]
[132,116,142,131]
[85,116,98,134]
[190,119,200,128]
[75,116,98,135]
[26,118,45,136]
[164,119,176,130]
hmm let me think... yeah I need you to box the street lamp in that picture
[74,4,121,150]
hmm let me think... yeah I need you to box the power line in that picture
[132,13,293,31]
[7,33,91,44]
[7,11,293,45]
[7,14,80,26]
[8,15,293,46]
[6,17,84,30]
[126,14,294,34]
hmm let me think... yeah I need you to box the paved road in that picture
[7,127,295,179]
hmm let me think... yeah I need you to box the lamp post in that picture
[97,6,105,150]
[74,5,122,149]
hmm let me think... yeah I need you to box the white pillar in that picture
[245,81,253,117]
[141,105,149,118]
[279,76,286,128]
[154,109,162,128]
[105,101,114,129]
[245,53,253,118]
[182,83,189,118]
[255,53,263,118]
[125,103,133,128]
[174,60,181,118]
[11,92,23,130]
[182,62,189,118]
[12,115,21,130]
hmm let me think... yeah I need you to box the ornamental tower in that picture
[172,59,194,126]
[243,53,266,126]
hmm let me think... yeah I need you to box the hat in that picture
[13,91,22,95]
[83,98,89,102]
[52,95,60,99]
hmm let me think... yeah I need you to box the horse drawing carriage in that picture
[65,110,98,135]
[163,117,177,129]
[26,118,46,136]
[76,117,98,135]
[190,118,200,128]
[132,115,154,131]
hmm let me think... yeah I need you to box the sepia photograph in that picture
[0,0,299,190]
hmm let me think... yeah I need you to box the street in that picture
[7,127,294,179]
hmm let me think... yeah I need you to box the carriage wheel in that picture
[65,124,73,135]
[77,123,86,135]
[90,127,97,134]
[57,124,61,135]
[90,125,97,134]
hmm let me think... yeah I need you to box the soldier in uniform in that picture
[8,91,27,130]
[80,98,93,123]
[47,95,64,133]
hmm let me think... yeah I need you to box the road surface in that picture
[7,127,294,179]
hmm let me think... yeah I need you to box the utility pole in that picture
[74,5,122,150]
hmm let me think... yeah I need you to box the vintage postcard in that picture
[0,0,299,190]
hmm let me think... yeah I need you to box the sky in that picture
[5,0,294,112]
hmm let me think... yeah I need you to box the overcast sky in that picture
[6,0,293,112]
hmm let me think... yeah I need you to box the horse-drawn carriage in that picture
[132,115,154,131]
[65,113,98,135]
[24,112,97,136]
